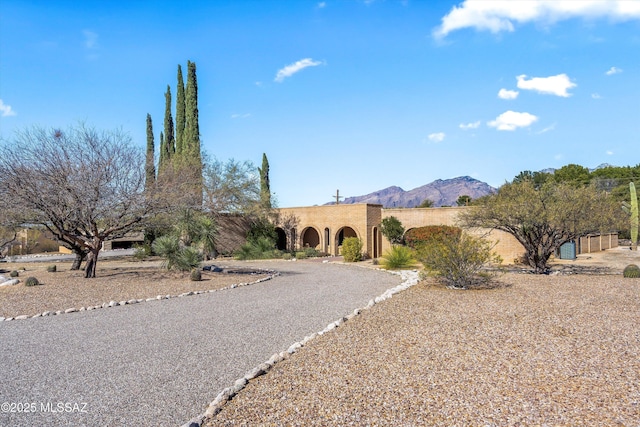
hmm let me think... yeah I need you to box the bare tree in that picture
[277,212,299,253]
[0,124,155,278]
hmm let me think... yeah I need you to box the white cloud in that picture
[0,99,16,117]
[591,93,602,99]
[606,150,614,155]
[606,66,623,75]
[83,30,98,49]
[488,110,538,131]
[427,132,446,143]
[274,58,323,82]
[434,0,640,39]
[231,113,251,119]
[459,121,481,130]
[516,73,576,97]
[498,88,519,100]
[317,2,326,8]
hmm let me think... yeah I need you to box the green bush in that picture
[133,243,152,260]
[623,264,640,278]
[234,237,276,260]
[380,246,418,270]
[152,236,202,271]
[25,277,41,287]
[190,268,202,281]
[9,270,19,277]
[295,251,308,259]
[405,225,462,249]
[416,233,502,289]
[174,246,203,271]
[47,265,57,273]
[341,237,363,262]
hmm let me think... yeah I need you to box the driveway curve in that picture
[0,260,402,427]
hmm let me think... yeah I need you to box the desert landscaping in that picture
[2,249,639,426]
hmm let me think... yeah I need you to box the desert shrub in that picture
[133,243,151,260]
[174,246,203,271]
[405,225,462,249]
[623,264,640,278]
[234,237,275,260]
[47,265,57,273]
[190,268,202,281]
[303,247,321,258]
[295,251,308,259]
[152,236,202,271]
[416,233,502,289]
[341,237,363,262]
[9,270,19,277]
[380,245,418,270]
[24,277,40,287]
[281,252,293,260]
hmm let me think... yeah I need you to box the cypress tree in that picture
[175,65,186,156]
[163,85,175,160]
[159,131,166,172]
[184,60,200,162]
[184,60,202,205]
[259,153,271,209]
[145,114,156,189]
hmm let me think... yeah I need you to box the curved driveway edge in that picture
[183,267,420,427]
[0,260,404,427]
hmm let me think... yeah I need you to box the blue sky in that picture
[1,1,639,207]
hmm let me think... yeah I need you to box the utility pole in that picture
[334,189,343,205]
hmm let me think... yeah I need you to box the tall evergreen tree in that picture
[145,114,156,189]
[184,60,200,162]
[258,153,271,209]
[159,130,166,170]
[163,85,175,160]
[175,65,186,156]
[183,60,203,205]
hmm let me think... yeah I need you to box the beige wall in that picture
[276,204,383,257]
[383,207,526,263]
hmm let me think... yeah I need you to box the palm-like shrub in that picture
[235,237,275,260]
[153,235,202,271]
[380,245,418,270]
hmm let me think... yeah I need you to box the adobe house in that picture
[276,204,526,262]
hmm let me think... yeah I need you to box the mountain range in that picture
[329,176,497,208]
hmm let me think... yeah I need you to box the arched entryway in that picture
[372,226,380,258]
[275,227,287,251]
[301,227,320,249]
[335,226,358,256]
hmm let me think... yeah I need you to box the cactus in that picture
[9,270,19,277]
[47,265,57,273]
[24,277,41,287]
[623,264,640,278]
[190,268,202,281]
[631,183,638,250]
[622,182,638,250]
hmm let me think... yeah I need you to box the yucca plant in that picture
[379,245,418,270]
[623,264,640,278]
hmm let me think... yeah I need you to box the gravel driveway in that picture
[0,260,401,427]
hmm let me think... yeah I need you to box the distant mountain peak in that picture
[327,176,496,208]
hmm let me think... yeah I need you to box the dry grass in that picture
[0,258,269,318]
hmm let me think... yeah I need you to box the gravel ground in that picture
[0,260,401,427]
[0,259,269,318]
[205,272,640,426]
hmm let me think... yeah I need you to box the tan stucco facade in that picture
[276,204,526,263]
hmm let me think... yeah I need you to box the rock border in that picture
[181,268,420,427]
[0,269,279,323]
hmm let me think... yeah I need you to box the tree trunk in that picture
[84,248,100,278]
[70,249,88,271]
